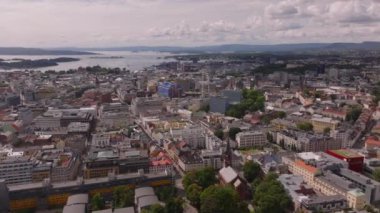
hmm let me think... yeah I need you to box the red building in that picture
[326,149,364,172]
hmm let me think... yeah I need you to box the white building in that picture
[235,131,267,148]
[0,153,33,185]
[170,125,206,149]
[90,133,111,148]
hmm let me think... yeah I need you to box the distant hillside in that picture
[77,41,380,53]
[0,47,95,55]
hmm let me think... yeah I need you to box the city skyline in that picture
[1,0,380,47]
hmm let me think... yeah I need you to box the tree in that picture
[253,173,293,213]
[346,105,362,122]
[266,132,274,143]
[373,168,380,182]
[243,161,262,182]
[141,204,165,213]
[297,122,313,131]
[214,129,224,140]
[372,82,380,106]
[200,185,240,213]
[155,186,176,203]
[323,127,331,135]
[277,111,286,119]
[186,184,202,208]
[113,186,134,208]
[226,89,265,118]
[165,198,184,213]
[229,127,242,140]
[91,193,105,211]
[183,167,217,190]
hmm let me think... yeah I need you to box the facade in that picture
[275,131,341,152]
[177,152,204,172]
[201,149,223,169]
[170,125,206,149]
[84,149,149,179]
[235,131,267,148]
[301,195,348,213]
[311,117,339,133]
[0,156,33,185]
[91,133,111,148]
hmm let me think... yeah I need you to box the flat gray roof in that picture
[137,195,159,208]
[62,204,86,213]
[66,194,88,206]
[135,187,155,199]
[114,207,135,213]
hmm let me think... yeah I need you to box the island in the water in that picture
[0,57,80,70]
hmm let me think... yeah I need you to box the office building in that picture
[236,131,267,148]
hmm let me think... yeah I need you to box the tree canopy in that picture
[297,122,313,131]
[165,198,184,213]
[243,161,262,183]
[373,168,380,182]
[372,82,380,106]
[185,183,202,208]
[253,173,293,213]
[229,127,242,140]
[141,204,165,213]
[214,129,224,140]
[183,167,217,190]
[91,193,105,211]
[200,185,241,213]
[226,89,265,118]
[346,105,362,122]
[113,186,134,208]
[155,186,177,203]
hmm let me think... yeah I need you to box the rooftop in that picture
[294,160,318,174]
[328,149,362,158]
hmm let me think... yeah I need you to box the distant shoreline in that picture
[0,57,80,70]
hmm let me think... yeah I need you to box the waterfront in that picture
[0,51,175,72]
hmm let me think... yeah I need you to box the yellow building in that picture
[347,189,366,210]
[311,117,339,133]
[290,159,320,185]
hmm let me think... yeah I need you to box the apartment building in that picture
[235,131,267,148]
[311,116,339,133]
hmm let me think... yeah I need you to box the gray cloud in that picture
[0,0,379,47]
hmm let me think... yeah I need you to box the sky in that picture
[0,0,380,47]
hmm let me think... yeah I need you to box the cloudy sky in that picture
[0,0,380,47]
